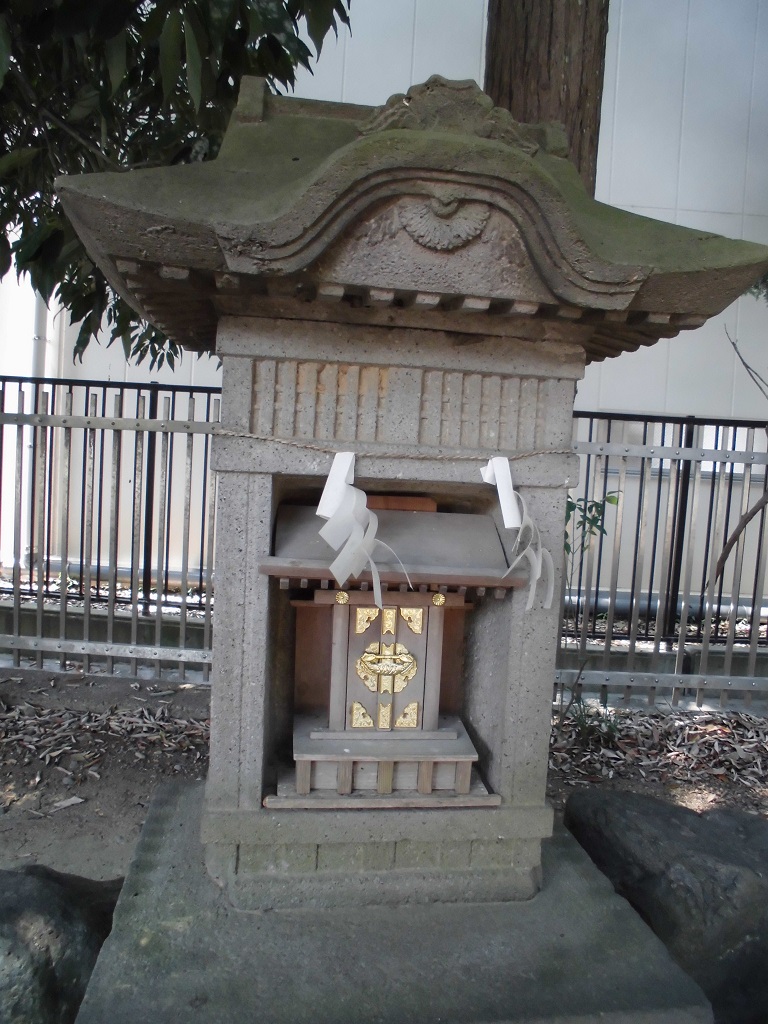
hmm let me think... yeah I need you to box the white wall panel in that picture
[744,3,768,215]
[664,311,739,417]
[0,275,36,378]
[339,0,417,105]
[573,363,601,410]
[293,0,487,105]
[664,209,744,416]
[290,26,348,102]
[587,0,768,418]
[593,0,620,199]
[726,295,768,419]
[676,0,757,214]
[576,337,671,416]
[674,209,743,237]
[411,0,487,86]
[742,212,768,245]
[58,318,222,388]
[579,201,750,416]
[601,0,689,211]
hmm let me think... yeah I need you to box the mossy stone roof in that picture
[57,76,768,358]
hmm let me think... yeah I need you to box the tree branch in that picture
[725,326,768,403]
[10,65,120,171]
[714,488,768,584]
[37,105,120,171]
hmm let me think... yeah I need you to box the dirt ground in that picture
[0,673,210,879]
[546,773,767,822]
[0,672,764,882]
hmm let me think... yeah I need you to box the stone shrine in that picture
[58,77,768,911]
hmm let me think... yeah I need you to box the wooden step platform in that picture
[262,715,501,809]
[264,767,500,809]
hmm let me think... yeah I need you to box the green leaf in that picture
[67,86,100,122]
[184,13,203,111]
[0,234,11,278]
[140,0,175,43]
[50,0,104,37]
[105,29,127,96]
[0,146,41,178]
[0,0,349,367]
[0,14,11,90]
[14,222,66,301]
[11,219,58,265]
[207,0,236,71]
[246,5,264,40]
[94,0,135,41]
[74,316,95,362]
[159,8,183,103]
[303,0,341,57]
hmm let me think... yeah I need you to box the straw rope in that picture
[210,424,574,463]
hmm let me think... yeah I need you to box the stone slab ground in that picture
[76,782,712,1024]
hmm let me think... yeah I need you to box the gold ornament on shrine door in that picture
[347,605,427,731]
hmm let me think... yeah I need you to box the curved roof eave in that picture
[55,76,768,355]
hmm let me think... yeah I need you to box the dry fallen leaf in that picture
[550,704,768,792]
[49,796,85,812]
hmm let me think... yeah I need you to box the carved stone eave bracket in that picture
[215,171,651,312]
[102,253,717,362]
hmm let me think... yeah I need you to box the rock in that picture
[564,789,768,1024]
[0,865,122,1024]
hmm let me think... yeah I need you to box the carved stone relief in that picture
[398,196,490,251]
[251,355,570,451]
[319,198,556,304]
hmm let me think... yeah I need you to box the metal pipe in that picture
[31,293,48,379]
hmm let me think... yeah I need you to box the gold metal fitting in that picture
[432,592,446,606]
[335,590,350,604]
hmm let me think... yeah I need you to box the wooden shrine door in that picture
[344,603,431,732]
[318,590,463,736]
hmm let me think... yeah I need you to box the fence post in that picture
[664,417,694,642]
[142,383,159,615]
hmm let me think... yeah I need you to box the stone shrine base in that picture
[75,783,712,1024]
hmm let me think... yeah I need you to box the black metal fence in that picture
[0,376,219,678]
[563,411,768,704]
[1,374,766,698]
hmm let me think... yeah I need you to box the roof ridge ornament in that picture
[360,75,569,158]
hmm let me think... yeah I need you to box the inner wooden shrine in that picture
[260,499,522,808]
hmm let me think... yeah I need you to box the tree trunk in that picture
[484,0,610,195]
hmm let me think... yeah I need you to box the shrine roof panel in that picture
[55,76,768,360]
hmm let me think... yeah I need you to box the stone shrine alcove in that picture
[262,500,525,808]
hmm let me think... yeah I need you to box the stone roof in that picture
[56,76,768,360]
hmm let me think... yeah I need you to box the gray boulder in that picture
[0,865,122,1024]
[564,789,768,1024]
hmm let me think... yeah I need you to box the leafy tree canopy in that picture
[0,0,350,368]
